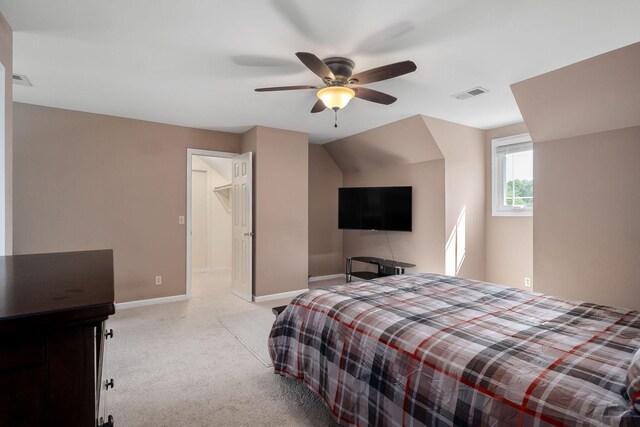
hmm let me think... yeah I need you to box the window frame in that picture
[491,133,533,217]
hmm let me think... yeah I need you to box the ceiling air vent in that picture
[12,74,32,86]
[452,86,488,100]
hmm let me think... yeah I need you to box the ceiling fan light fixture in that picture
[317,86,355,110]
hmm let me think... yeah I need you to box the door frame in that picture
[186,148,238,299]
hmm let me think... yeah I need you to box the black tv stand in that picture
[345,256,416,282]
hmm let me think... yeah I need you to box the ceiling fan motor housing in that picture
[323,57,355,84]
[255,52,416,115]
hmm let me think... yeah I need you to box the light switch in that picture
[178,216,185,224]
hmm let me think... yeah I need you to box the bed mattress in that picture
[268,274,640,426]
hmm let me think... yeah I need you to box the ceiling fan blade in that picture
[295,52,335,81]
[349,60,417,84]
[255,85,317,92]
[311,99,326,113]
[271,0,323,44]
[353,87,397,105]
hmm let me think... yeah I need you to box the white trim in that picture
[492,133,531,148]
[186,148,238,299]
[115,294,190,310]
[252,288,309,303]
[492,208,533,217]
[308,273,345,283]
[0,63,5,255]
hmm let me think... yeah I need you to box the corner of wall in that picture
[250,126,309,297]
[421,116,487,281]
[308,143,344,277]
[0,12,12,255]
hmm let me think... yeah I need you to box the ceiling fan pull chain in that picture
[334,109,338,128]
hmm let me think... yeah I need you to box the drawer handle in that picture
[105,329,114,339]
[105,378,114,390]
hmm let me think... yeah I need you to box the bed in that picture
[268,273,640,426]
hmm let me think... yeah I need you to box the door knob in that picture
[243,232,255,237]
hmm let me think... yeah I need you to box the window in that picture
[492,133,533,216]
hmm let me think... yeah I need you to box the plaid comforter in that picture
[268,274,640,426]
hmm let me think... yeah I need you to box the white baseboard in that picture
[252,288,309,303]
[116,294,191,310]
[308,273,345,283]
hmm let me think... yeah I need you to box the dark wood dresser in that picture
[0,250,115,427]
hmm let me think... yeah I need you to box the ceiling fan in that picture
[255,52,417,125]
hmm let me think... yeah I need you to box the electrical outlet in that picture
[178,216,185,225]
[524,277,532,287]
[155,276,162,286]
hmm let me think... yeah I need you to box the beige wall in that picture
[512,42,640,310]
[323,114,485,280]
[423,116,486,281]
[241,126,309,297]
[485,122,533,288]
[0,13,11,254]
[343,160,446,275]
[326,115,445,275]
[533,126,640,310]
[308,144,343,277]
[13,103,241,302]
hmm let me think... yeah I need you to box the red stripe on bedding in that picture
[289,297,565,425]
[516,314,630,427]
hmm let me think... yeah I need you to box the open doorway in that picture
[186,149,253,302]
[191,155,232,273]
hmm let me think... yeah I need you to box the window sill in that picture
[492,209,533,217]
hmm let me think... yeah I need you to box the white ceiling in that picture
[1,1,639,144]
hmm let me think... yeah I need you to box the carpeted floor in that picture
[218,308,276,367]
[106,271,343,427]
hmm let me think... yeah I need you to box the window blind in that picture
[495,141,532,155]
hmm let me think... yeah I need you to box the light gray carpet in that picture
[218,308,275,367]
[309,276,348,290]
[107,271,340,427]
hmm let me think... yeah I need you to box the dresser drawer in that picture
[0,335,46,371]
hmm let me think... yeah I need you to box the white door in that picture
[231,152,253,301]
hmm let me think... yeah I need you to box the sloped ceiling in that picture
[511,42,640,143]
[323,115,442,173]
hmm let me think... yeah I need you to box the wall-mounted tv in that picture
[338,186,412,232]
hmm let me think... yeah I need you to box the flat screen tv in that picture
[338,186,412,232]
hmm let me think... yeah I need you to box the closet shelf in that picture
[213,183,232,201]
